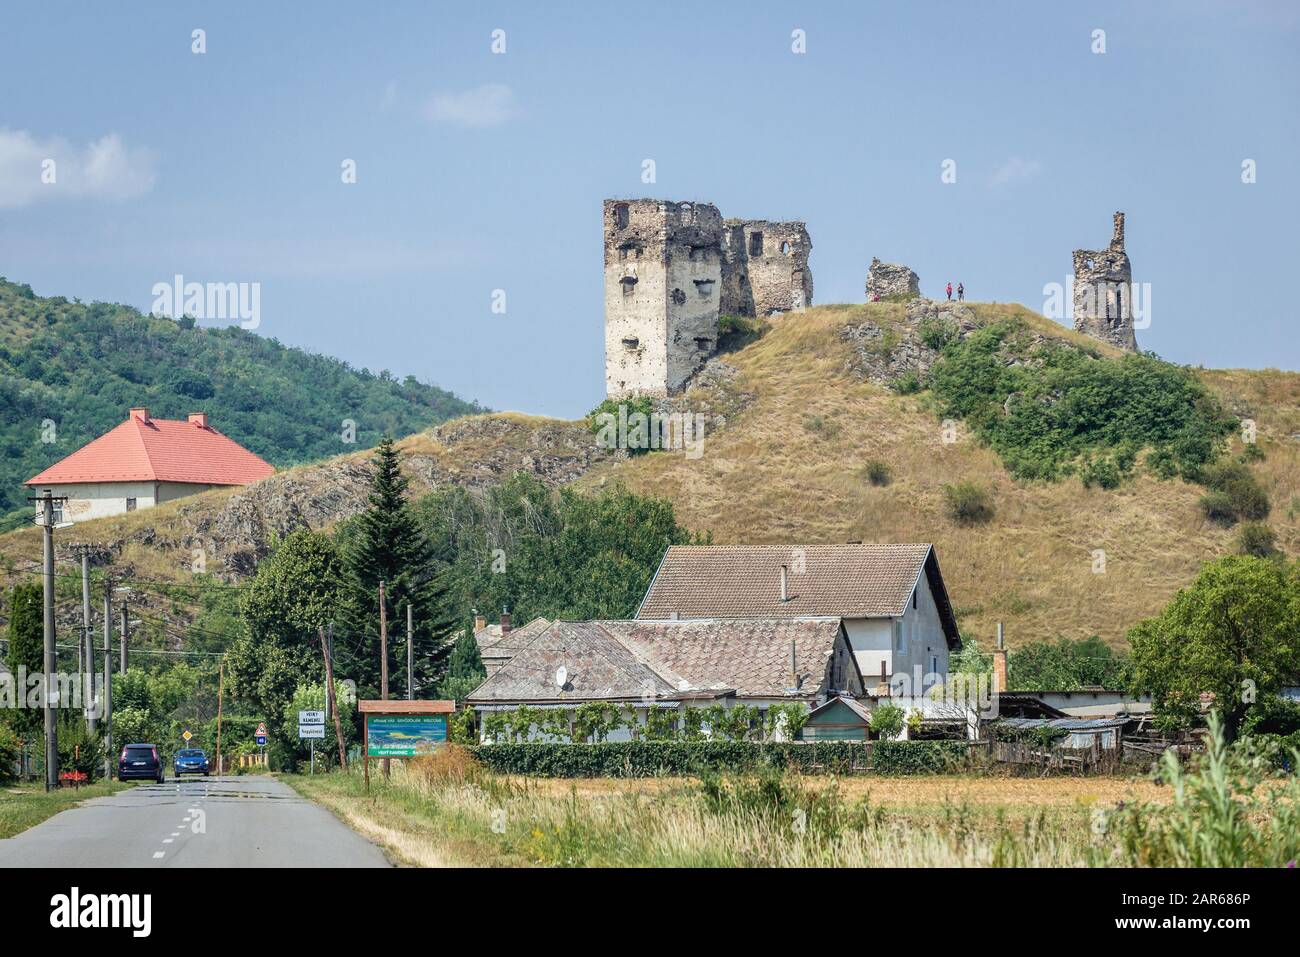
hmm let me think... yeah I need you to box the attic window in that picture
[614,203,630,228]
[622,336,640,349]
[749,232,764,256]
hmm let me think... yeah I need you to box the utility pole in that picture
[103,579,113,778]
[215,658,224,776]
[73,544,97,732]
[379,581,389,778]
[118,594,130,673]
[406,602,413,701]
[320,624,347,770]
[29,489,65,792]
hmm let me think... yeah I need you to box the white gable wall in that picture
[843,568,950,691]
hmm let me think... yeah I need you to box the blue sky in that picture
[2,1,1297,418]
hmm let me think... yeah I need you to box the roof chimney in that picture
[187,412,209,428]
[473,609,486,632]
[129,407,150,423]
[779,564,789,603]
[500,607,511,634]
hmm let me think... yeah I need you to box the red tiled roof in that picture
[26,411,275,487]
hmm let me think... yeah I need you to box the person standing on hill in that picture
[946,282,953,301]
[957,282,964,301]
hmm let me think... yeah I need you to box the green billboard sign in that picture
[366,714,448,757]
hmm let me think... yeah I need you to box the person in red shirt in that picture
[946,282,953,301]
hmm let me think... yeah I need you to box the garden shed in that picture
[801,696,872,741]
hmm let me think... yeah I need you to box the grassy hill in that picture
[2,298,1297,650]
[0,277,481,515]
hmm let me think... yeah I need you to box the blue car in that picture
[173,748,210,778]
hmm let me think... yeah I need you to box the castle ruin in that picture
[604,198,812,398]
[1072,212,1137,351]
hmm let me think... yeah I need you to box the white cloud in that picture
[0,129,157,208]
[422,83,516,128]
[988,156,1043,188]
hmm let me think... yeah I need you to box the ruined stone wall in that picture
[1072,212,1137,352]
[865,258,921,300]
[604,199,723,398]
[719,219,813,317]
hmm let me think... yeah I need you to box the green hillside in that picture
[0,277,481,514]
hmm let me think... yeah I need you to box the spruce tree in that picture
[339,438,459,698]
[437,627,487,702]
[6,583,43,733]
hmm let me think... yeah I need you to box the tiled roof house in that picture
[25,407,274,524]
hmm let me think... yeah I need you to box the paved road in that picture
[0,775,390,867]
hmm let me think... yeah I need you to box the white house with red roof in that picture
[25,407,275,524]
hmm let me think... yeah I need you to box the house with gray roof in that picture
[466,617,863,742]
[637,543,960,696]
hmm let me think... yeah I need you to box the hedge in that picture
[465,740,969,777]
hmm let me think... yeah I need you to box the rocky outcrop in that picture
[865,258,921,301]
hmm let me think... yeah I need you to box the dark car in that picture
[174,748,210,778]
[118,743,165,783]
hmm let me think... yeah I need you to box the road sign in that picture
[255,735,267,747]
[255,722,268,736]
[298,710,325,725]
[298,723,325,739]
[182,730,192,742]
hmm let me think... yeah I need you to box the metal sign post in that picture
[298,710,325,774]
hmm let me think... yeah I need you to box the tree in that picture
[338,438,459,699]
[1128,555,1300,738]
[6,583,43,733]
[229,529,346,752]
[1008,636,1130,691]
[280,680,356,769]
[437,627,486,703]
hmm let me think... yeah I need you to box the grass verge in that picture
[0,780,130,840]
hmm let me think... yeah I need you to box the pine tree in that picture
[437,627,487,702]
[6,583,43,733]
[338,438,459,698]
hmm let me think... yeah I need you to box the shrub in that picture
[0,722,20,784]
[918,317,958,351]
[869,703,905,740]
[928,320,1234,484]
[1079,455,1123,490]
[943,481,994,524]
[1197,461,1270,525]
[462,740,936,777]
[1236,522,1280,558]
[890,371,923,395]
[872,740,969,774]
[864,459,892,486]
[585,395,658,455]
[717,314,767,352]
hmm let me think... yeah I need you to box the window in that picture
[671,288,686,306]
[913,590,917,610]
[126,498,137,512]
[929,655,939,676]
[781,240,791,255]
[749,232,764,257]
[694,337,713,350]
[51,503,64,525]
[622,336,640,349]
[680,203,693,224]
[614,203,629,228]
[620,275,638,297]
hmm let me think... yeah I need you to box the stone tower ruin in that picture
[605,198,814,399]
[719,219,813,318]
[604,199,725,399]
[1072,212,1137,351]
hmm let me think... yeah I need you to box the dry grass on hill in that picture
[581,302,1300,649]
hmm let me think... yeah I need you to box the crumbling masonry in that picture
[605,199,812,398]
[1073,212,1137,352]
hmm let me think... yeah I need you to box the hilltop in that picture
[2,298,1297,649]
[0,277,481,516]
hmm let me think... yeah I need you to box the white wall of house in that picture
[843,571,951,690]
[33,481,225,524]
